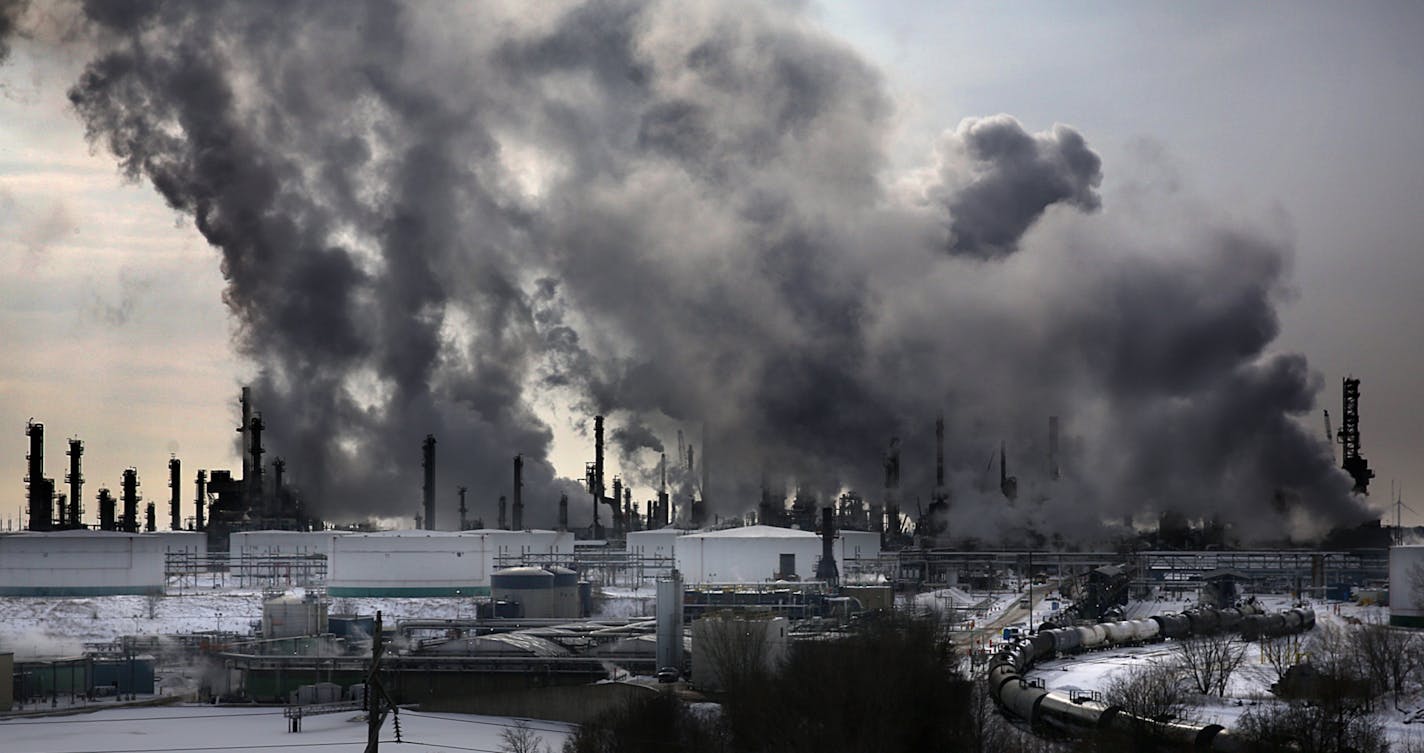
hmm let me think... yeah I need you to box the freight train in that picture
[987,602,1316,751]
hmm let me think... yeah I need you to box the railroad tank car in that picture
[1103,621,1135,644]
[1051,627,1082,653]
[1217,608,1243,630]
[1152,613,1191,639]
[1187,608,1221,635]
[1134,618,1161,642]
[1030,632,1057,662]
[1076,624,1108,649]
[1035,693,1117,733]
[1000,678,1050,722]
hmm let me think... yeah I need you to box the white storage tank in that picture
[0,531,166,595]
[465,529,575,570]
[627,528,689,560]
[675,526,827,585]
[327,531,489,597]
[229,530,344,561]
[1390,545,1424,628]
[262,594,329,638]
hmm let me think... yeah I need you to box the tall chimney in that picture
[458,486,468,531]
[884,437,901,538]
[624,486,633,533]
[815,506,839,586]
[67,438,84,529]
[25,421,52,531]
[658,453,669,529]
[512,454,524,530]
[612,477,623,536]
[935,414,945,491]
[272,457,286,514]
[249,413,266,515]
[144,502,156,532]
[700,424,710,511]
[168,457,182,530]
[121,468,140,533]
[1000,441,1018,501]
[498,495,508,530]
[422,434,436,530]
[98,488,116,531]
[1048,416,1060,481]
[194,470,207,531]
[594,415,605,535]
[558,492,569,532]
[238,387,252,484]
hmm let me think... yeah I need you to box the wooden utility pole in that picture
[365,611,395,752]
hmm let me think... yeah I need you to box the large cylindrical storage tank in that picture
[1391,546,1424,627]
[327,531,488,597]
[0,532,165,595]
[546,566,582,619]
[491,566,563,618]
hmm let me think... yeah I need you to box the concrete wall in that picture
[0,532,166,595]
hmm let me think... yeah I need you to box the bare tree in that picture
[1104,660,1193,739]
[500,720,549,753]
[1351,615,1419,706]
[1259,631,1305,685]
[694,613,776,693]
[1174,632,1247,697]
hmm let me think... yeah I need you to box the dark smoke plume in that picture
[1,0,29,64]
[58,0,1371,541]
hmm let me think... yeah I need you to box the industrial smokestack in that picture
[558,491,568,532]
[512,454,524,530]
[498,495,507,530]
[98,488,116,531]
[249,413,266,515]
[658,453,669,529]
[238,387,251,484]
[194,470,207,531]
[935,414,945,491]
[144,502,156,533]
[1000,441,1018,501]
[815,506,839,586]
[421,434,436,530]
[121,468,140,533]
[25,421,52,531]
[1339,376,1375,494]
[272,457,286,516]
[1048,415,1061,481]
[594,415,605,536]
[700,424,710,512]
[458,486,468,531]
[67,439,84,529]
[624,486,633,533]
[884,437,901,538]
[612,477,623,537]
[168,457,182,531]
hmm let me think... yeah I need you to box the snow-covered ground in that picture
[1019,594,1421,743]
[0,589,499,659]
[1,704,573,753]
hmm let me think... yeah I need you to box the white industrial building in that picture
[673,526,831,585]
[326,530,574,597]
[0,531,178,595]
[636,526,880,585]
[1390,545,1424,628]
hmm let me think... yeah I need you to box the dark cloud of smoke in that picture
[0,0,29,64]
[929,115,1103,259]
[56,0,1372,541]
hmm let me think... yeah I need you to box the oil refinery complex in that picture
[0,378,1417,749]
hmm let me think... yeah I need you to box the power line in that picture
[1,710,286,725]
[13,741,372,753]
[401,710,570,735]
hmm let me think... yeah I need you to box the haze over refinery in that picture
[2,1,1422,544]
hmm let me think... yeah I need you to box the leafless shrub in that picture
[1173,632,1247,697]
[1104,659,1193,740]
[1351,615,1419,705]
[1258,631,1305,686]
[500,720,549,753]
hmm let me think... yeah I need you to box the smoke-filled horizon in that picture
[3,0,1376,542]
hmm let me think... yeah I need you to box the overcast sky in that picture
[1,1,1420,530]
